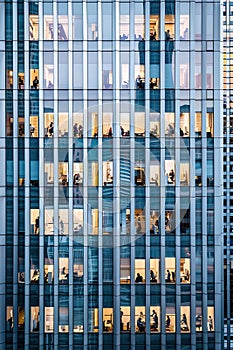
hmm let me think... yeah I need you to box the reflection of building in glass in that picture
[2,0,223,349]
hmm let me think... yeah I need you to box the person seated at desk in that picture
[73,173,81,185]
[31,269,40,282]
[151,310,158,330]
[152,221,159,234]
[135,272,143,283]
[180,313,189,331]
[167,123,174,135]
[137,317,145,332]
[151,173,158,185]
[34,216,39,234]
[30,124,35,136]
[59,175,67,186]
[168,169,175,183]
[32,76,39,89]
[104,319,112,332]
[60,266,68,281]
[120,125,124,136]
[166,269,171,283]
[48,122,54,136]
[108,127,113,137]
[165,29,171,41]
[73,123,78,137]
[78,124,83,138]
[18,76,24,89]
[150,270,157,282]
[136,75,143,89]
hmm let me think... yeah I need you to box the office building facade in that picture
[223,0,233,349]
[0,0,223,349]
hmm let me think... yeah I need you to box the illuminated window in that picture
[150,259,160,283]
[195,112,202,137]
[135,65,145,90]
[45,307,54,332]
[135,210,145,234]
[18,73,24,90]
[135,259,145,283]
[135,112,145,136]
[180,306,190,332]
[18,307,25,331]
[207,306,214,332]
[59,257,69,283]
[120,113,130,136]
[102,113,113,137]
[30,69,39,89]
[120,307,130,332]
[59,163,68,186]
[150,113,160,137]
[206,112,214,137]
[180,113,189,136]
[58,209,68,235]
[165,113,175,136]
[150,211,160,234]
[30,209,39,234]
[180,162,189,186]
[44,262,54,283]
[165,15,175,40]
[88,112,98,137]
[6,70,13,89]
[73,209,83,235]
[165,257,176,283]
[134,166,145,186]
[6,307,13,332]
[30,269,39,283]
[44,164,54,186]
[180,258,190,284]
[166,307,175,333]
[31,307,39,332]
[59,113,68,137]
[30,116,38,137]
[103,161,113,186]
[73,163,83,186]
[165,160,175,185]
[103,308,113,333]
[150,306,160,332]
[44,113,54,137]
[150,15,159,40]
[135,306,146,333]
[87,209,98,235]
[150,163,160,186]
[73,113,83,138]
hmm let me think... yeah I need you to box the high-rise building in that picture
[0,0,223,349]
[223,1,233,349]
